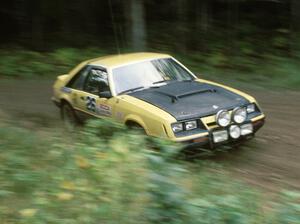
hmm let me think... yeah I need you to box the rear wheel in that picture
[61,103,78,130]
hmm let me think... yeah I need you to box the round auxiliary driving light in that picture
[216,110,231,127]
[232,107,247,124]
[229,125,241,139]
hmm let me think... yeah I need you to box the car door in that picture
[66,65,116,121]
[76,67,116,121]
[65,65,90,120]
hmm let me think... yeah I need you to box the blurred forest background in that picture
[1,1,300,223]
[0,0,300,88]
[1,0,299,53]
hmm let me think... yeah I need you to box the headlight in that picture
[216,110,231,127]
[247,104,255,113]
[213,130,228,143]
[229,125,241,139]
[172,123,183,133]
[241,123,253,136]
[185,120,197,130]
[232,107,247,124]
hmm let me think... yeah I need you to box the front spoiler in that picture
[181,118,265,150]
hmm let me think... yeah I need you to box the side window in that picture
[83,68,109,95]
[66,66,89,90]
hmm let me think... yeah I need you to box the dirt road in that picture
[0,79,299,192]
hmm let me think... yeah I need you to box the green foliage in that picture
[267,191,300,224]
[176,51,300,89]
[206,52,229,68]
[0,48,107,78]
[0,123,149,224]
[0,47,300,89]
[1,120,300,223]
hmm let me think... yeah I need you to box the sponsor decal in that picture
[116,111,124,120]
[96,104,112,116]
[61,87,72,93]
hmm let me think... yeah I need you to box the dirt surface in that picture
[0,79,299,192]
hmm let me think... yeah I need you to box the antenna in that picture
[108,0,121,54]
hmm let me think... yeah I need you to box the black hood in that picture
[129,81,249,121]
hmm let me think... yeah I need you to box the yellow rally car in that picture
[52,53,265,148]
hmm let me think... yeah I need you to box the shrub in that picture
[0,120,299,223]
[0,47,300,89]
[0,48,107,78]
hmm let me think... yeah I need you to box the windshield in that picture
[112,58,194,94]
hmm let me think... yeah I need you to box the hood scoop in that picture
[156,88,216,103]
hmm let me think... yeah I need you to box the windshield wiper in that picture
[118,86,145,95]
[152,80,168,85]
[181,79,193,82]
[150,80,169,89]
[153,79,193,85]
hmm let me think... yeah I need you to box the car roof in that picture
[88,52,171,68]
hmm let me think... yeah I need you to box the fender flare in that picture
[124,115,149,135]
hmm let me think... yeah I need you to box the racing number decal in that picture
[86,96,96,112]
[85,96,111,116]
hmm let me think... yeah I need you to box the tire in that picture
[61,103,78,130]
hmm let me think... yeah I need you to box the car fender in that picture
[196,78,256,103]
[116,95,176,138]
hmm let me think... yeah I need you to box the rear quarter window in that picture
[66,66,89,90]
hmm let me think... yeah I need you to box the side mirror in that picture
[99,91,112,99]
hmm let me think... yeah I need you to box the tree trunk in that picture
[226,0,239,54]
[199,0,211,33]
[14,0,29,45]
[130,0,146,51]
[176,0,188,53]
[291,0,300,55]
[195,0,212,52]
[31,0,44,50]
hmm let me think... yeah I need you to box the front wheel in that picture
[61,103,78,130]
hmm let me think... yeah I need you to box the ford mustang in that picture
[52,53,265,148]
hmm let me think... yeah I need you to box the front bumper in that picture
[181,117,265,149]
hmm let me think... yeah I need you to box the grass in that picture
[0,47,300,90]
[0,119,299,224]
